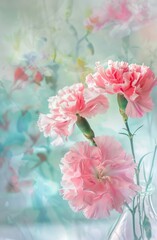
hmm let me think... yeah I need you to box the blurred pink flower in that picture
[84,0,132,32]
[86,60,157,117]
[38,83,108,145]
[84,0,152,36]
[12,66,29,91]
[34,71,43,84]
[60,136,139,219]
[14,67,28,82]
[7,167,33,193]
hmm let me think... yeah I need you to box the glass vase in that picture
[108,185,157,240]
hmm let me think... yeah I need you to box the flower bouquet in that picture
[38,60,157,240]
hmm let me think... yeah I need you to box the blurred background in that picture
[0,0,157,239]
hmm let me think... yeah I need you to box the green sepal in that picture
[76,114,95,140]
[117,94,128,121]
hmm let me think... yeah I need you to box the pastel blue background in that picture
[0,0,157,239]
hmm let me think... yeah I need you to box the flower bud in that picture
[76,114,95,143]
[117,94,128,122]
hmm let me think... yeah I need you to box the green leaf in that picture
[143,164,148,184]
[133,125,143,135]
[143,214,152,239]
[119,132,129,137]
[122,127,127,131]
[137,152,151,171]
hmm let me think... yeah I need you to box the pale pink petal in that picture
[94,136,126,161]
[80,88,109,118]
[84,194,112,219]
[126,95,154,118]
[86,60,156,118]
[38,83,109,143]
[37,114,54,137]
[37,113,77,144]
[60,136,138,219]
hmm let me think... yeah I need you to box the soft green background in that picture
[0,0,157,239]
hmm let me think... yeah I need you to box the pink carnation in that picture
[60,136,139,219]
[37,83,108,145]
[84,0,131,32]
[84,0,151,34]
[86,60,157,118]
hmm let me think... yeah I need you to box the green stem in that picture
[75,32,89,58]
[122,119,142,239]
[124,121,136,162]
[137,194,144,238]
[125,200,138,240]
[132,200,138,240]
[125,202,133,213]
[117,94,143,237]
[145,144,157,191]
[142,144,157,227]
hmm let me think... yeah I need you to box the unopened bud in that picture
[76,114,96,145]
[117,94,128,122]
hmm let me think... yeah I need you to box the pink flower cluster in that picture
[60,136,139,219]
[12,66,43,92]
[14,66,43,84]
[84,0,150,33]
[86,60,157,117]
[37,60,156,219]
[84,0,131,32]
[38,83,108,145]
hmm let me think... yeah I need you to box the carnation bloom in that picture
[84,0,131,32]
[60,136,139,219]
[37,83,108,145]
[84,0,151,36]
[86,60,157,118]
